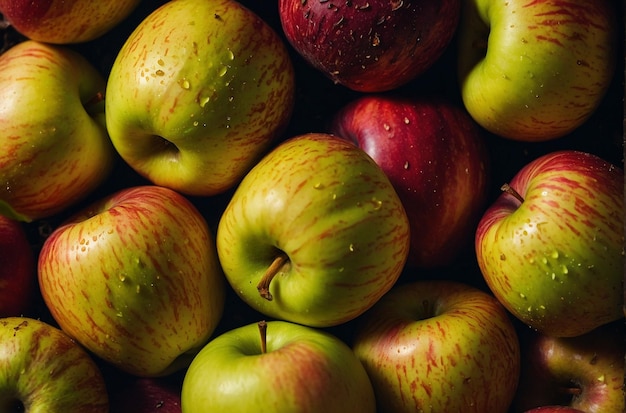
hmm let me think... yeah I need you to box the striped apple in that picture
[475,150,624,337]
[38,185,225,377]
[216,133,410,327]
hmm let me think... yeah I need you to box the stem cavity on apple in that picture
[256,253,290,301]
[501,183,525,203]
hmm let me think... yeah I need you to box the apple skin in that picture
[0,0,141,44]
[105,0,295,197]
[330,94,490,268]
[475,150,624,337]
[457,0,617,141]
[0,316,109,412]
[522,408,585,413]
[108,375,182,413]
[0,215,35,317]
[216,133,410,327]
[0,40,115,222]
[512,322,625,413]
[181,320,376,412]
[352,280,521,413]
[278,0,460,92]
[37,185,226,377]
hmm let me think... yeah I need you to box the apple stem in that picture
[256,253,289,301]
[258,320,268,354]
[560,385,583,396]
[500,183,525,203]
[83,91,105,112]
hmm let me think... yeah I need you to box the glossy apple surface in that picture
[181,320,376,412]
[105,0,295,196]
[279,0,460,92]
[0,215,35,317]
[0,40,114,222]
[216,133,410,327]
[457,0,617,141]
[352,280,520,413]
[475,150,624,337]
[0,317,109,412]
[513,322,625,413]
[0,0,141,43]
[331,94,489,268]
[38,185,225,377]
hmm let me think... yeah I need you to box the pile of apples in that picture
[0,0,624,412]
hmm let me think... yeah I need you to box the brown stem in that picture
[83,91,105,111]
[559,385,583,396]
[500,183,525,203]
[258,320,267,354]
[256,253,289,301]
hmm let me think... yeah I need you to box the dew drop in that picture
[349,243,355,252]
[551,250,559,259]
[313,182,324,189]
[118,274,126,282]
[155,69,165,76]
[519,292,526,299]
[383,123,391,131]
[403,117,410,124]
[227,49,235,60]
[179,78,191,89]
[371,197,382,210]
[403,161,410,170]
[193,120,199,126]
[199,96,211,107]
[218,66,228,77]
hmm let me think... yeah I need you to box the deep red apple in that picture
[108,375,182,413]
[512,321,626,413]
[278,0,460,92]
[0,215,35,317]
[523,407,586,413]
[330,94,489,268]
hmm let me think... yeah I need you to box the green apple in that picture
[352,280,521,413]
[0,40,115,222]
[105,0,295,197]
[475,150,624,337]
[457,0,617,141]
[181,320,376,412]
[0,316,109,412]
[38,185,225,377]
[0,0,141,44]
[216,133,411,327]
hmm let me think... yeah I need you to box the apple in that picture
[512,321,625,413]
[0,40,115,223]
[108,374,182,413]
[330,94,490,268]
[216,133,410,327]
[181,320,376,412]
[0,215,35,317]
[457,0,618,141]
[0,316,109,412]
[0,0,141,44]
[278,0,461,92]
[105,0,295,197]
[37,185,226,377]
[352,280,521,413]
[522,408,585,413]
[475,150,624,337]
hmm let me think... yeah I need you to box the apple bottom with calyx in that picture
[181,320,376,413]
[0,215,35,317]
[512,321,625,413]
[352,280,521,413]
[0,317,108,412]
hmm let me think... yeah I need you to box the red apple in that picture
[512,322,625,413]
[330,94,489,268]
[523,407,586,413]
[108,375,182,413]
[278,0,460,92]
[0,215,35,317]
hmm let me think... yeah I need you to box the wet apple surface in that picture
[0,0,623,412]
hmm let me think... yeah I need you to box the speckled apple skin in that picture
[105,0,295,196]
[475,150,623,337]
[0,41,114,222]
[0,317,109,412]
[216,133,410,327]
[38,186,225,377]
[0,0,141,44]
[352,280,521,413]
[458,0,617,141]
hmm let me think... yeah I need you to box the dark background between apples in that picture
[1,0,624,409]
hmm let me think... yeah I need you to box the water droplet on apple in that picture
[383,123,391,131]
[403,117,410,124]
[313,182,325,189]
[349,243,355,252]
[519,292,526,299]
[155,69,165,76]
[136,285,141,294]
[116,311,123,318]
[561,265,568,275]
[551,251,559,259]
[404,161,410,170]
[218,66,228,77]
[227,49,235,60]
[179,78,191,89]
[371,198,382,210]
[118,273,126,282]
[199,96,211,107]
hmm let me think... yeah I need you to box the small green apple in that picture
[0,40,114,222]
[181,320,376,412]
[38,185,225,377]
[216,133,410,327]
[475,150,624,337]
[0,316,109,412]
[352,280,521,413]
[105,0,295,196]
[457,0,617,141]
